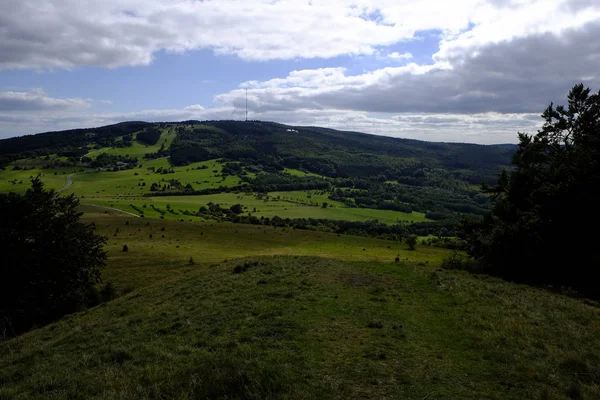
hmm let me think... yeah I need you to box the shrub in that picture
[441,251,465,269]
[405,234,418,250]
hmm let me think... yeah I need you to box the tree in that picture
[230,204,244,214]
[461,84,600,297]
[405,234,418,250]
[0,178,107,336]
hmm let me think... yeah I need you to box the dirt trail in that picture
[88,205,141,218]
[58,174,74,193]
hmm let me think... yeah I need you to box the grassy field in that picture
[81,192,428,224]
[51,158,240,197]
[0,165,428,223]
[283,168,323,178]
[0,152,428,224]
[0,167,79,193]
[81,209,443,290]
[90,128,177,159]
[1,211,599,399]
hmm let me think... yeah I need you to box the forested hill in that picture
[0,120,515,184]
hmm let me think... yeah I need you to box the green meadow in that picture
[81,193,427,223]
[1,209,598,400]
[89,128,178,159]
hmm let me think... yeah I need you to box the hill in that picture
[1,212,598,399]
[3,124,600,400]
[0,120,515,225]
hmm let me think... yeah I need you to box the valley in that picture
[1,120,598,400]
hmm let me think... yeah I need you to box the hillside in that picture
[1,213,598,400]
[0,120,515,183]
[0,120,515,225]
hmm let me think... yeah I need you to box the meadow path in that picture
[58,174,74,193]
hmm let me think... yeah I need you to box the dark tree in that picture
[405,234,418,250]
[136,127,162,146]
[230,204,244,214]
[0,178,107,336]
[461,84,600,297]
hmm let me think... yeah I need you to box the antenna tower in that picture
[245,89,248,122]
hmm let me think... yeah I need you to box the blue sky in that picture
[1,0,599,143]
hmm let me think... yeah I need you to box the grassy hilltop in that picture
[1,121,599,399]
[1,210,599,399]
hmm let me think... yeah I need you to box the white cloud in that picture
[0,89,91,111]
[0,99,541,144]
[1,0,598,144]
[386,52,413,61]
[216,19,600,115]
[1,0,598,69]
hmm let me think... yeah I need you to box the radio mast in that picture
[245,89,248,122]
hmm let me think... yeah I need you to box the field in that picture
[1,210,599,399]
[0,167,80,193]
[0,147,430,224]
[88,128,177,159]
[83,209,444,290]
[0,164,428,224]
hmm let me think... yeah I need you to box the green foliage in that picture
[440,251,467,269]
[135,127,162,146]
[0,178,107,336]
[462,84,600,297]
[90,153,138,169]
[405,234,418,250]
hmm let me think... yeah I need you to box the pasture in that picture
[1,210,599,400]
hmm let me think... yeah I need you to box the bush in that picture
[405,234,418,250]
[441,251,466,269]
[0,178,107,336]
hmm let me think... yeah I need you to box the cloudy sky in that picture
[1,0,599,143]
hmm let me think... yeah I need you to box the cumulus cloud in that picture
[1,0,598,144]
[386,52,413,61]
[1,0,598,69]
[216,19,600,115]
[0,89,91,111]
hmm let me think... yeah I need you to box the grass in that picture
[101,128,177,159]
[80,209,443,290]
[283,168,323,178]
[0,167,79,193]
[54,159,240,197]
[1,213,599,399]
[80,190,428,224]
[1,159,426,224]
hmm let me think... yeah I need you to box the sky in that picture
[1,0,599,144]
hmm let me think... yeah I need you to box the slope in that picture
[2,255,598,400]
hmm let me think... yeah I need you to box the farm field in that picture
[80,192,428,223]
[0,157,428,224]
